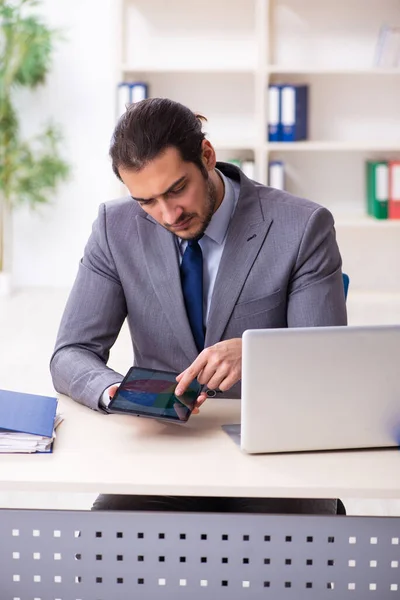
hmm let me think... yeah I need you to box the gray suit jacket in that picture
[50,163,347,411]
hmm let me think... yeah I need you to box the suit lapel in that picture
[205,173,273,348]
[137,215,198,363]
[136,165,273,359]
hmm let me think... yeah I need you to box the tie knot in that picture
[187,236,203,248]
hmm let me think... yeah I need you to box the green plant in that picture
[0,0,70,272]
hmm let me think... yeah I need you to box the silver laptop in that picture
[240,325,400,454]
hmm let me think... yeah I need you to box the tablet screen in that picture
[108,367,201,422]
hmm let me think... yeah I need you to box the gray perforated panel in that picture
[0,509,399,599]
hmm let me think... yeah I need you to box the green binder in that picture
[366,161,388,219]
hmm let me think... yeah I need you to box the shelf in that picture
[212,141,400,153]
[213,140,258,151]
[122,64,256,75]
[335,215,400,227]
[267,66,400,75]
[122,65,400,77]
[267,141,400,152]
[123,65,400,76]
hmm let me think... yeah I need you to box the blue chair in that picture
[342,273,349,300]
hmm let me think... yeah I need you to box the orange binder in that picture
[388,160,400,219]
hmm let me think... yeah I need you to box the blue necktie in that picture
[180,239,205,352]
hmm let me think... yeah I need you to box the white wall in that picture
[12,0,120,287]
[11,0,400,296]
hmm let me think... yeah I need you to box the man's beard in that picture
[189,175,218,240]
[166,175,219,240]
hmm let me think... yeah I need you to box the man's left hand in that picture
[175,338,242,412]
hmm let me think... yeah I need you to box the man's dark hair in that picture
[110,97,207,181]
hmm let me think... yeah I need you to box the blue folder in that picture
[281,84,309,142]
[268,84,282,142]
[0,389,57,438]
[130,82,148,103]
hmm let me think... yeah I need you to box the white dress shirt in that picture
[101,169,240,407]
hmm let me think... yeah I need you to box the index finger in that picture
[175,353,208,395]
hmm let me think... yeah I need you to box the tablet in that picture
[107,366,202,423]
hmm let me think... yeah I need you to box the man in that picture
[51,98,347,513]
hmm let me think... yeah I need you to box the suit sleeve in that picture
[50,204,127,411]
[287,206,347,327]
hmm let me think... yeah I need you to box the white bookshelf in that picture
[267,66,400,75]
[267,142,400,152]
[119,0,400,306]
[122,65,256,74]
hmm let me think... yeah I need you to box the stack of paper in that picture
[0,389,63,453]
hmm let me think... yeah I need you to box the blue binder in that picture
[281,84,308,142]
[268,84,282,142]
[268,160,285,190]
[0,389,57,438]
[130,82,148,103]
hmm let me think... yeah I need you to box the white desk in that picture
[1,395,400,500]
